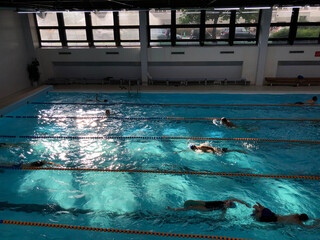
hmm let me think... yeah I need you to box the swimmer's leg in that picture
[225,150,247,154]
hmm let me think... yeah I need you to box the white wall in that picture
[0,11,32,99]
[36,48,141,81]
[265,46,320,78]
[37,46,259,83]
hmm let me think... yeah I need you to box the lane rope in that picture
[0,135,319,144]
[30,102,320,107]
[0,219,255,240]
[1,166,319,180]
[4,115,320,122]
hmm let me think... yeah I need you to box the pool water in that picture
[0,92,319,240]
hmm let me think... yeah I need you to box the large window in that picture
[269,6,320,45]
[35,11,140,47]
[148,9,260,47]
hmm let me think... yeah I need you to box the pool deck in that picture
[54,84,320,94]
[1,84,320,112]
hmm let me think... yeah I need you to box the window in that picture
[269,6,320,45]
[35,10,140,48]
[233,9,259,45]
[148,9,260,47]
[35,13,61,47]
[149,10,172,46]
[119,11,140,46]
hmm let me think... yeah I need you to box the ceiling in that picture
[0,0,319,11]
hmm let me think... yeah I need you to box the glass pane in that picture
[150,28,170,40]
[234,40,256,45]
[63,12,86,26]
[119,11,139,25]
[94,42,116,47]
[121,42,140,47]
[206,28,227,39]
[36,13,58,26]
[219,28,230,39]
[205,41,229,46]
[271,7,293,23]
[269,26,290,38]
[150,42,172,46]
[235,27,256,39]
[39,29,60,40]
[67,42,89,47]
[176,42,200,46]
[298,7,320,22]
[93,29,114,40]
[294,39,319,44]
[91,12,113,26]
[41,42,62,47]
[176,28,193,39]
[296,26,320,38]
[149,10,171,25]
[176,10,201,24]
[205,10,230,24]
[66,29,87,40]
[120,29,139,40]
[268,40,288,44]
[236,9,259,23]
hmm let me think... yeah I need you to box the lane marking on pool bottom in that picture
[0,135,319,144]
[1,166,319,180]
[30,101,320,107]
[4,115,320,122]
[0,219,255,240]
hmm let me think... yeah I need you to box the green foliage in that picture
[270,28,289,38]
[178,8,259,25]
[296,26,320,38]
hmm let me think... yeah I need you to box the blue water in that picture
[0,92,319,240]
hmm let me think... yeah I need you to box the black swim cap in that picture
[299,214,309,221]
[312,96,317,101]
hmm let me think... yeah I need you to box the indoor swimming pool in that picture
[0,92,319,240]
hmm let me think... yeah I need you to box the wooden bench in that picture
[265,77,320,86]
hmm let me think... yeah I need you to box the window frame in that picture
[35,11,140,48]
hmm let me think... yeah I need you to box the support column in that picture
[255,9,272,86]
[139,11,148,85]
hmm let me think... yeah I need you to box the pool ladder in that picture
[128,79,140,97]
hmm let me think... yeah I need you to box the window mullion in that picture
[85,12,94,47]
[57,13,67,47]
[288,8,299,45]
[113,12,121,47]
[229,11,236,46]
[200,10,205,46]
[171,10,176,46]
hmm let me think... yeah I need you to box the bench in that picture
[265,77,320,86]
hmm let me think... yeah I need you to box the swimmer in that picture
[86,94,108,102]
[252,202,320,229]
[221,117,237,128]
[0,143,30,148]
[168,199,250,212]
[187,144,247,154]
[0,160,61,169]
[219,117,258,132]
[105,109,111,115]
[294,96,317,105]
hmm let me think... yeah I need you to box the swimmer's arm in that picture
[167,206,188,211]
[229,199,250,208]
[219,209,227,220]
[46,161,62,167]
[299,221,320,229]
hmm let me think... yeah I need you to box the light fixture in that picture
[17,11,40,14]
[285,6,302,8]
[214,7,240,10]
[244,7,271,10]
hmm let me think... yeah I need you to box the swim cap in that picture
[189,144,196,149]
